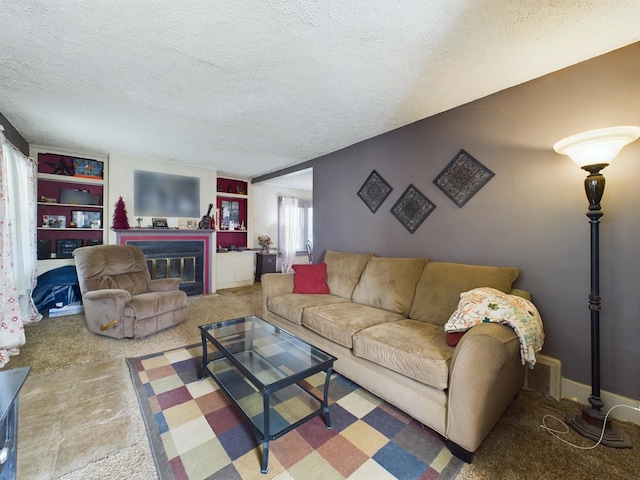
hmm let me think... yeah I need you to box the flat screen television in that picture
[134,171,200,218]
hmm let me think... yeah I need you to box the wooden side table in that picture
[255,252,276,282]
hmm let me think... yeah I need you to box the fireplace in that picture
[129,240,204,295]
[115,230,215,295]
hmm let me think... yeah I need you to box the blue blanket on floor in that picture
[33,265,81,312]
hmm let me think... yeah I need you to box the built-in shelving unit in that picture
[215,175,256,288]
[33,145,108,274]
[216,176,248,249]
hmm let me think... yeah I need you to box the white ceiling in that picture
[1,1,639,180]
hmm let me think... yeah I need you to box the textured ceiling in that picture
[1,1,639,179]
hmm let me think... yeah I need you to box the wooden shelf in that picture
[38,202,103,209]
[216,192,247,199]
[37,172,104,184]
[37,227,104,231]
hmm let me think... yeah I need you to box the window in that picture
[278,196,312,254]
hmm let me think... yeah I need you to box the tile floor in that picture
[16,358,138,480]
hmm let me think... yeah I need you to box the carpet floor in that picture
[127,343,463,479]
[8,283,640,479]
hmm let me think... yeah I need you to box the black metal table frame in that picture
[198,317,335,474]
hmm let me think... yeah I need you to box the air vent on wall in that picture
[524,354,561,401]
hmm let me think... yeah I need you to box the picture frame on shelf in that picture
[42,214,66,228]
[72,210,102,229]
[221,200,239,229]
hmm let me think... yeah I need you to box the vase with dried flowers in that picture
[258,235,273,253]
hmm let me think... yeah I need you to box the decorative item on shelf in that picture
[152,218,169,228]
[60,188,101,205]
[42,214,66,228]
[72,157,103,179]
[433,149,494,208]
[69,221,77,228]
[136,217,143,228]
[45,156,73,176]
[178,218,198,229]
[56,239,83,258]
[39,195,57,203]
[72,210,102,229]
[390,184,436,234]
[258,235,273,253]
[112,196,130,230]
[553,125,640,448]
[199,203,213,229]
[357,169,393,213]
[220,200,239,230]
[236,185,246,195]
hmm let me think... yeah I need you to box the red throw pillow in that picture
[446,331,466,347]
[292,263,330,294]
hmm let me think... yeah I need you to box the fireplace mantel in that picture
[115,229,216,294]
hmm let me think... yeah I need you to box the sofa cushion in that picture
[409,262,519,327]
[324,250,373,299]
[352,257,427,316]
[292,263,330,294]
[353,319,452,390]
[268,293,350,325]
[302,302,405,348]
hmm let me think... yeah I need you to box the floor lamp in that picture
[553,125,640,447]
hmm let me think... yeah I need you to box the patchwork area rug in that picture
[126,344,463,480]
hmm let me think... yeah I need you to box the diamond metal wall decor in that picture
[357,169,393,213]
[390,184,436,234]
[433,149,495,208]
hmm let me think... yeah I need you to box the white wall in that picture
[251,182,312,269]
[107,153,216,244]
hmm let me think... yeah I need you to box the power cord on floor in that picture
[540,404,640,450]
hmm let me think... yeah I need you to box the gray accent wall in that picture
[308,42,640,400]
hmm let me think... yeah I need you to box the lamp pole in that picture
[564,165,631,447]
[554,126,640,448]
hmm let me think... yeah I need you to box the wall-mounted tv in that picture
[134,171,200,218]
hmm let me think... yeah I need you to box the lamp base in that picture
[566,405,632,448]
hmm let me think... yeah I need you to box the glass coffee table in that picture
[198,315,336,474]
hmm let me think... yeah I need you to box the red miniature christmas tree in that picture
[112,196,130,230]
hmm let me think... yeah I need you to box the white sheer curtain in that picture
[0,126,41,368]
[279,195,299,273]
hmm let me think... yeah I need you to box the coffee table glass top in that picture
[199,315,336,472]
[199,315,334,388]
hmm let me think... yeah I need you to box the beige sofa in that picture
[261,250,530,462]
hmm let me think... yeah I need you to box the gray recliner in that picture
[73,244,188,338]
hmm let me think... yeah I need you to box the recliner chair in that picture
[73,244,188,338]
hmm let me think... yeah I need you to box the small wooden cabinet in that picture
[255,252,276,281]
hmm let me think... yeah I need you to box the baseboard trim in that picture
[561,378,640,425]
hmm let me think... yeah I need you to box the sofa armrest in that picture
[83,289,131,302]
[446,322,525,454]
[148,278,183,292]
[82,289,131,337]
[261,273,294,318]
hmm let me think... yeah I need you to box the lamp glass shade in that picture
[553,126,640,168]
